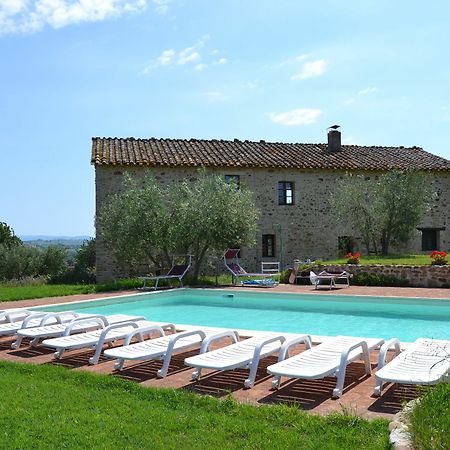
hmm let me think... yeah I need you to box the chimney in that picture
[327,129,341,153]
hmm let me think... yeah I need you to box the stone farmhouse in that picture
[91,130,450,282]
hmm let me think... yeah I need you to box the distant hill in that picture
[21,236,93,259]
[20,235,93,241]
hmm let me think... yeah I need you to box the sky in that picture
[1,0,449,237]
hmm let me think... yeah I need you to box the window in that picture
[225,175,240,189]
[262,234,276,257]
[421,229,439,251]
[278,181,294,205]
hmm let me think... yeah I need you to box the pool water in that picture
[37,289,450,342]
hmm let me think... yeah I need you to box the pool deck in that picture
[0,284,448,420]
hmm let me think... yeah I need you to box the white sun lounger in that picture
[41,319,176,364]
[0,311,83,339]
[185,332,311,388]
[104,328,237,377]
[267,335,384,398]
[11,314,145,349]
[0,308,32,324]
[373,338,450,396]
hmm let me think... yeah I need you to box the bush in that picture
[0,244,42,281]
[352,273,410,287]
[49,239,96,284]
[411,383,450,449]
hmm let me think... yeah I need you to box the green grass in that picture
[324,254,431,265]
[0,361,389,450]
[0,275,234,302]
[410,383,450,450]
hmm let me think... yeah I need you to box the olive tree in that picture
[329,171,434,255]
[99,172,260,280]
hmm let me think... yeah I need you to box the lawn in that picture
[0,275,233,302]
[324,254,431,266]
[0,361,390,450]
[410,383,450,450]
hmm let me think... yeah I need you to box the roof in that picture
[91,137,450,172]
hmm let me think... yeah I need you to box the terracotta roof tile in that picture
[91,137,450,172]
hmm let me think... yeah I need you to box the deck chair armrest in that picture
[162,330,205,355]
[338,341,370,374]
[4,311,29,323]
[39,311,78,326]
[199,330,240,354]
[252,335,287,362]
[21,312,48,328]
[276,334,312,362]
[62,317,107,336]
[123,325,166,345]
[377,338,401,370]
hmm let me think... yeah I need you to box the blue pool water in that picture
[37,289,450,342]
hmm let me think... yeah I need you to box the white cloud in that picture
[194,63,207,71]
[157,49,175,66]
[0,0,147,35]
[152,0,170,15]
[268,108,322,126]
[358,86,377,96]
[143,35,227,74]
[291,59,328,80]
[177,46,200,65]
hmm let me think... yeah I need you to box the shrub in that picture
[0,244,42,281]
[352,273,410,287]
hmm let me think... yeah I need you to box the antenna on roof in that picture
[327,124,340,130]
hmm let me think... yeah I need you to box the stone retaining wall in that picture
[324,264,450,288]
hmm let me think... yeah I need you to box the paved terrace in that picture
[1,284,449,420]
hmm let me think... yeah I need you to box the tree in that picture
[329,171,433,255]
[74,239,96,271]
[0,221,22,247]
[99,172,260,281]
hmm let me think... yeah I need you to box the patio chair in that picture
[373,338,450,396]
[185,332,311,388]
[139,255,192,289]
[309,270,351,290]
[11,314,145,349]
[224,249,280,286]
[41,320,176,364]
[104,328,238,376]
[267,335,384,398]
[0,311,83,339]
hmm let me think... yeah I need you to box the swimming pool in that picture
[37,289,450,342]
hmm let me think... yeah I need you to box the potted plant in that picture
[430,251,448,265]
[345,252,361,265]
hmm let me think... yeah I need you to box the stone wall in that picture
[324,264,450,288]
[94,164,450,282]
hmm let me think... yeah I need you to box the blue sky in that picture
[1,0,449,237]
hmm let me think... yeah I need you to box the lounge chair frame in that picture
[310,270,351,290]
[186,332,298,388]
[268,335,384,398]
[373,338,450,396]
[224,249,280,286]
[140,255,192,289]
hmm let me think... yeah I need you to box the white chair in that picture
[185,332,311,388]
[41,320,176,364]
[373,338,450,396]
[104,328,237,377]
[0,311,82,339]
[0,308,31,324]
[267,335,384,398]
[11,314,145,349]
